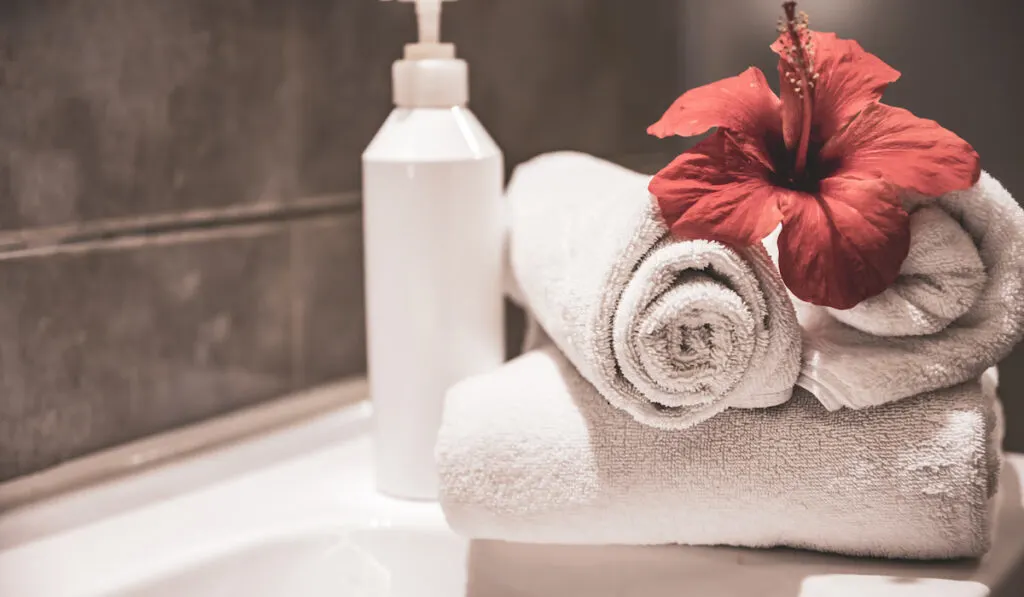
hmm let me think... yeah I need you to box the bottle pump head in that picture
[384,0,467,107]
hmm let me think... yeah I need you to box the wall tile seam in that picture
[0,192,362,259]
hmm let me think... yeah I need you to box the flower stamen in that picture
[781,2,814,177]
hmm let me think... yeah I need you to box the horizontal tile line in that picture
[0,220,295,261]
[0,192,362,255]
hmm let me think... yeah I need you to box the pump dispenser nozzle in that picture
[384,0,456,59]
[416,0,441,44]
[385,0,467,107]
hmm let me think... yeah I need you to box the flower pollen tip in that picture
[780,1,815,175]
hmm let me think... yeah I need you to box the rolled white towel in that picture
[508,152,801,429]
[792,171,1024,411]
[826,205,986,336]
[436,347,1002,560]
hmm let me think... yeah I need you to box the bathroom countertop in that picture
[0,388,1021,597]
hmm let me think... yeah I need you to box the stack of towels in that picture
[436,152,1024,559]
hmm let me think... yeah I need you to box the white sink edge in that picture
[0,398,450,597]
[0,378,369,512]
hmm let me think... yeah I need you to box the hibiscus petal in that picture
[647,67,781,140]
[777,175,910,309]
[649,131,783,245]
[772,31,901,147]
[822,102,981,197]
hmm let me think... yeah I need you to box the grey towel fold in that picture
[789,172,1024,411]
[826,205,987,336]
[437,346,1002,560]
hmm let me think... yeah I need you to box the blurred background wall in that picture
[0,0,679,482]
[0,0,1019,483]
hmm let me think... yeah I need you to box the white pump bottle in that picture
[362,0,505,500]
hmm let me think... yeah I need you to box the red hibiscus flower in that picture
[647,2,980,309]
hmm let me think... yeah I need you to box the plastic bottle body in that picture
[362,106,505,499]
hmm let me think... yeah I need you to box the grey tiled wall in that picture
[0,216,366,477]
[0,0,681,481]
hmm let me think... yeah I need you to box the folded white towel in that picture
[508,152,801,429]
[826,205,987,336]
[793,172,1024,411]
[437,347,1001,559]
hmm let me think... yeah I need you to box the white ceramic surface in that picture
[1,399,1022,597]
